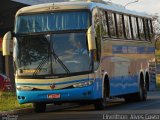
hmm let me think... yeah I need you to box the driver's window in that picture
[69,33,88,56]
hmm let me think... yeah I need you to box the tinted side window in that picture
[107,11,117,38]
[93,8,101,61]
[131,16,139,39]
[124,15,132,39]
[116,14,124,38]
[148,19,154,40]
[144,19,150,40]
[99,9,109,37]
[138,18,145,40]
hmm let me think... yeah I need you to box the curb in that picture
[0,107,34,116]
[0,103,78,116]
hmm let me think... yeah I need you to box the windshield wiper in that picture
[50,35,70,74]
[31,35,51,78]
[32,56,48,78]
[32,34,70,77]
[51,49,70,74]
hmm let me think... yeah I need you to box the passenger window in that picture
[144,19,150,40]
[131,16,139,40]
[99,9,109,37]
[124,15,132,39]
[138,18,145,40]
[93,8,101,61]
[148,19,154,41]
[116,14,124,38]
[107,11,117,38]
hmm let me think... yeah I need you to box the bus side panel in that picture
[88,70,103,100]
[101,39,154,97]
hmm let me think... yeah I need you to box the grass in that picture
[0,91,32,111]
[156,74,160,90]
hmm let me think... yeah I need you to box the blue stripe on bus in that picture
[112,45,155,54]
[16,78,92,86]
[137,47,146,53]
[110,75,139,96]
[147,47,155,53]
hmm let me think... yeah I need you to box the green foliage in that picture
[152,13,160,40]
[156,75,160,90]
[156,40,160,50]
[0,91,32,111]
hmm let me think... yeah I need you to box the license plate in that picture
[48,94,60,99]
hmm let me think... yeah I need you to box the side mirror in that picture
[2,31,12,56]
[87,26,96,50]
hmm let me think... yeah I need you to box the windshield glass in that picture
[15,11,90,33]
[14,32,91,77]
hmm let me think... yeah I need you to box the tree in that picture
[153,13,160,65]
[152,13,160,41]
[153,13,160,51]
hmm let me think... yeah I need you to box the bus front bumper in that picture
[16,85,101,104]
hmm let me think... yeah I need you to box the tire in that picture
[124,95,135,103]
[94,85,107,110]
[33,103,46,113]
[136,79,147,101]
[124,77,147,103]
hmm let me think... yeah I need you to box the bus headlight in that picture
[16,86,34,91]
[73,80,94,88]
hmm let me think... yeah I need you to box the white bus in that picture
[3,0,155,112]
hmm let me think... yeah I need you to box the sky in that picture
[13,0,160,15]
[107,0,160,15]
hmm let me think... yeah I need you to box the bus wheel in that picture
[125,77,147,102]
[94,85,107,110]
[33,103,46,113]
[124,95,134,103]
[136,79,147,101]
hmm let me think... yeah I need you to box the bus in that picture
[3,0,155,112]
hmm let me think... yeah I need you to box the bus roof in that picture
[16,1,152,18]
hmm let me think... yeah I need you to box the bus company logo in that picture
[50,83,56,89]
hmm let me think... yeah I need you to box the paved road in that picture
[16,91,160,120]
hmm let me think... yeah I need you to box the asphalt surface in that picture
[2,91,160,120]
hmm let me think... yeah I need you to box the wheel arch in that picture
[145,70,150,91]
[102,72,110,98]
[138,70,145,89]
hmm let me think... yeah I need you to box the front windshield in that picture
[15,11,90,33]
[14,33,91,77]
